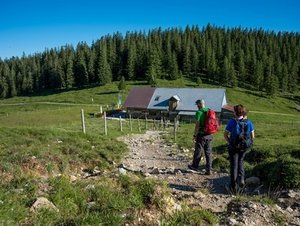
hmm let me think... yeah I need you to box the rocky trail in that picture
[118,130,300,226]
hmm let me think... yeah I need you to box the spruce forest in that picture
[0,24,299,98]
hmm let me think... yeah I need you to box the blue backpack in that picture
[233,119,253,150]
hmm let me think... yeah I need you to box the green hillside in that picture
[0,80,299,225]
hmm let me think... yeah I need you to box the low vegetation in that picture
[161,208,219,226]
[0,79,299,224]
[165,83,300,189]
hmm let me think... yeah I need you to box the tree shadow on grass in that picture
[96,91,119,95]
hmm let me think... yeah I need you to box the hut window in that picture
[154,96,160,101]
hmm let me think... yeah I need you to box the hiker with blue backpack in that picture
[224,104,255,192]
[188,99,220,175]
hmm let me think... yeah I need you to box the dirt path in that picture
[118,130,234,213]
[118,130,300,225]
[119,130,230,191]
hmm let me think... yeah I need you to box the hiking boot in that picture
[188,164,199,171]
[239,179,245,187]
[205,170,211,175]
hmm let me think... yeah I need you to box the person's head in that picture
[195,99,205,109]
[233,104,248,118]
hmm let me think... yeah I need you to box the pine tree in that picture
[169,52,179,80]
[208,50,218,82]
[0,25,299,98]
[265,57,278,96]
[146,65,157,87]
[30,58,40,92]
[21,74,28,94]
[0,75,8,98]
[196,76,202,86]
[110,33,122,80]
[61,46,74,88]
[0,64,6,98]
[229,64,238,87]
[118,76,126,92]
[126,42,136,80]
[74,47,88,87]
[288,62,298,93]
[146,48,161,84]
[281,64,289,92]
[95,43,112,85]
[87,49,95,84]
[222,56,231,86]
[182,45,191,76]
[2,63,16,97]
[253,61,264,91]
[190,44,199,77]
[237,49,246,83]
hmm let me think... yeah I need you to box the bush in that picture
[245,147,277,164]
[290,148,300,159]
[212,155,229,172]
[252,155,300,189]
[267,155,300,188]
[161,208,218,225]
[127,178,157,208]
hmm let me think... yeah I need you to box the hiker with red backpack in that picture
[188,99,219,175]
[224,104,255,193]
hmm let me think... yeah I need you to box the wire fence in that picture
[80,109,180,141]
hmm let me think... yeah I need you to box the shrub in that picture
[290,148,300,159]
[267,155,300,188]
[127,178,156,208]
[161,208,218,225]
[245,147,276,164]
[252,155,300,189]
[212,156,229,172]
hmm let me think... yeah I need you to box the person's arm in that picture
[249,121,255,141]
[193,111,201,139]
[193,121,200,139]
[224,119,232,144]
[224,130,230,143]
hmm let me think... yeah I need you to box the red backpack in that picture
[203,109,220,134]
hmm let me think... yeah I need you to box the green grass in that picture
[169,112,300,187]
[226,88,299,114]
[0,81,164,225]
[0,81,147,105]
[161,208,219,226]
[0,78,299,224]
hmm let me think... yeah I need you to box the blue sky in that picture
[0,0,299,59]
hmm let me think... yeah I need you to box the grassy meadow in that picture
[0,78,299,225]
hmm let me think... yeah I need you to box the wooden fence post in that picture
[104,111,107,135]
[145,115,148,130]
[100,105,103,114]
[138,118,141,132]
[119,116,123,132]
[129,114,132,132]
[81,109,86,134]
